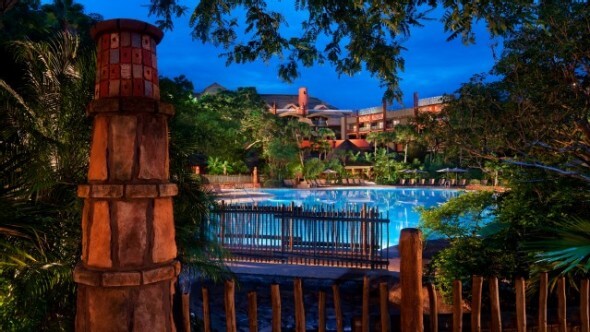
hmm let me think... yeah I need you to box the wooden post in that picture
[489,276,502,332]
[271,283,282,332]
[557,276,567,332]
[582,279,590,332]
[361,204,367,255]
[427,284,438,332]
[294,278,306,332]
[515,277,526,332]
[248,291,258,332]
[400,228,423,331]
[225,280,237,332]
[289,202,295,251]
[202,287,211,332]
[318,291,326,332]
[538,272,548,332]
[471,275,483,332]
[182,292,191,332]
[453,280,462,332]
[333,284,344,332]
[380,282,391,332]
[220,200,226,245]
[362,275,370,332]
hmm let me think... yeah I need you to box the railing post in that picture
[202,287,211,332]
[453,280,462,332]
[538,272,548,332]
[471,275,483,332]
[271,283,282,332]
[220,200,226,245]
[400,228,424,331]
[557,276,567,332]
[515,277,527,332]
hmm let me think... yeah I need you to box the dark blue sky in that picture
[75,1,499,110]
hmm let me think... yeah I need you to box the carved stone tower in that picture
[74,19,179,331]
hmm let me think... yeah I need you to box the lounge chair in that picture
[212,184,222,193]
[428,178,436,186]
[317,179,328,187]
[458,179,467,187]
[437,178,446,186]
[399,178,407,186]
[353,178,362,185]
[409,178,416,186]
[419,178,426,186]
[283,179,294,188]
[450,179,457,186]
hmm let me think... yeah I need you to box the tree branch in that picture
[501,158,590,183]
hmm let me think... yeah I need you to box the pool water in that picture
[250,188,461,246]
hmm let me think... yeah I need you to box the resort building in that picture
[199,83,446,150]
[259,86,354,137]
[345,94,445,140]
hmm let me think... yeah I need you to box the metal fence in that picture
[209,203,390,269]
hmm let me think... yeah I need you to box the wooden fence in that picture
[399,228,590,332]
[184,276,387,332]
[181,228,589,331]
[209,202,390,269]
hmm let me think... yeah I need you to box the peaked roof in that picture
[259,93,338,110]
[330,139,372,152]
[200,83,227,95]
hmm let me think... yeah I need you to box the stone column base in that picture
[74,261,180,331]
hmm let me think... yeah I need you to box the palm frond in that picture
[528,218,590,275]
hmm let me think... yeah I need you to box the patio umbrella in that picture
[436,167,467,180]
[400,169,428,174]
[322,168,337,182]
[399,169,428,178]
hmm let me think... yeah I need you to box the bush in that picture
[303,158,324,179]
[263,179,283,188]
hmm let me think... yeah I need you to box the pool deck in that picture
[223,237,449,280]
[215,185,460,204]
[226,256,402,281]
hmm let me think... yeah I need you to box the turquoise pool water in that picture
[250,187,461,246]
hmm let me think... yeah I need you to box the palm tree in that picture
[286,119,312,169]
[312,127,335,160]
[529,218,590,275]
[393,124,420,163]
[0,30,93,330]
[366,131,382,154]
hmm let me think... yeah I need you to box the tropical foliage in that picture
[432,2,590,183]
[0,26,95,332]
[420,1,590,298]
[148,0,539,102]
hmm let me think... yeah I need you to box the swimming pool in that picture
[245,187,461,246]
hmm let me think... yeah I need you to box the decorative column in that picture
[252,166,258,186]
[74,19,179,331]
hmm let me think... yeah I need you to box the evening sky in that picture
[75,1,499,110]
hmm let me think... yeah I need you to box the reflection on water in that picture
[253,188,461,246]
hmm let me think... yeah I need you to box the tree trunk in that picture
[404,143,408,163]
